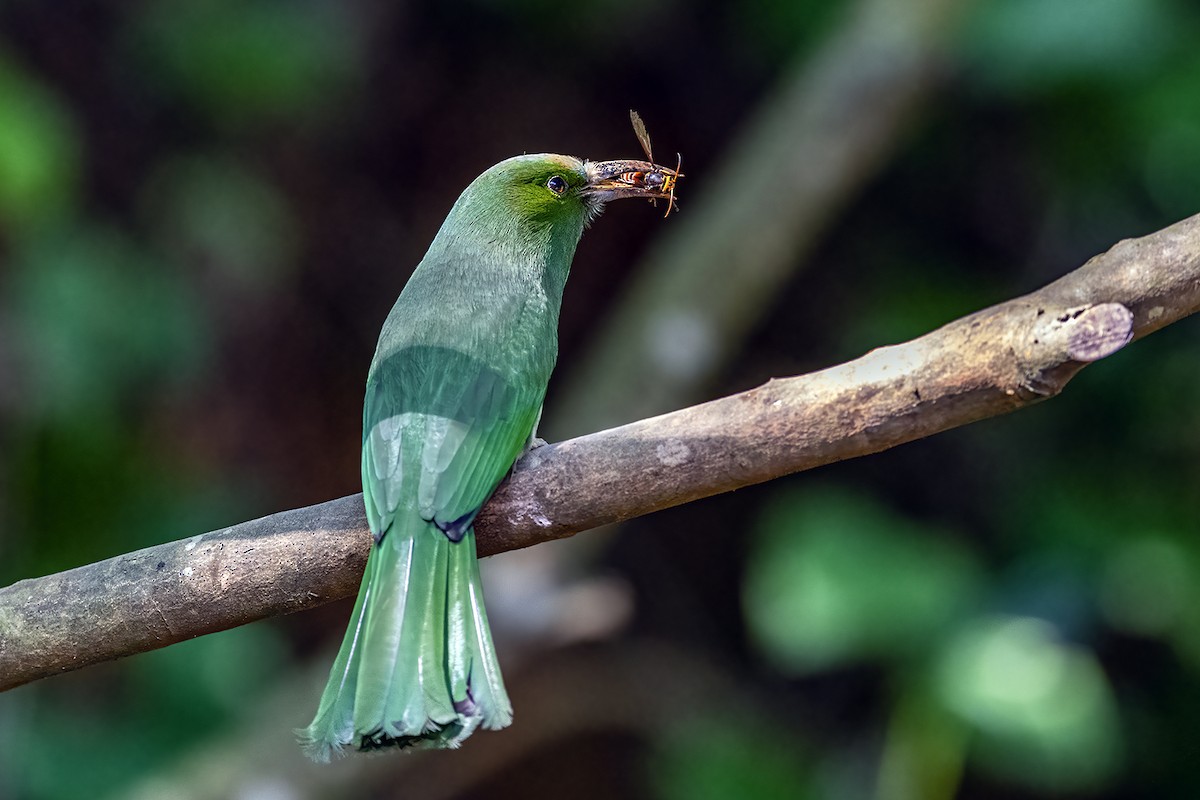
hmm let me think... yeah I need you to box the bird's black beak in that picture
[583,159,682,206]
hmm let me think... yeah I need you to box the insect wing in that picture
[629,109,654,162]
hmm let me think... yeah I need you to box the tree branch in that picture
[3,212,1199,692]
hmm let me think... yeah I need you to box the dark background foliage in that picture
[2,0,1199,798]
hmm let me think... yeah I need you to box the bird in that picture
[300,151,681,759]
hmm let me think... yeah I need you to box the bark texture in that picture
[2,212,1198,692]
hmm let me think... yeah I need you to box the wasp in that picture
[625,110,682,217]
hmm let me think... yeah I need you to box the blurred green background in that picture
[2,0,1199,798]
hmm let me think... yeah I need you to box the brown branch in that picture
[3,212,1199,692]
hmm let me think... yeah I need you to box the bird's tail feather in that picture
[298,515,512,761]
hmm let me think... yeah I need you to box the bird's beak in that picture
[583,159,682,205]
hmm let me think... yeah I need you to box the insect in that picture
[626,109,682,217]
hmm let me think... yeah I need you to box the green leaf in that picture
[0,56,80,235]
[10,224,209,417]
[962,0,1178,93]
[744,485,981,673]
[140,153,299,293]
[126,0,360,129]
[650,713,814,800]
[934,616,1121,791]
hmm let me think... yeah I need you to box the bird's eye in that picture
[546,175,568,195]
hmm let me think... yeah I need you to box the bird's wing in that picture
[361,344,543,540]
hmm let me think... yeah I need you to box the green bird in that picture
[301,151,680,758]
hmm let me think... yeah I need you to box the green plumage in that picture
[301,151,675,759]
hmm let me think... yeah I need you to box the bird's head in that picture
[481,153,680,231]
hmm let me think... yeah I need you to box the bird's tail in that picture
[299,514,512,760]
